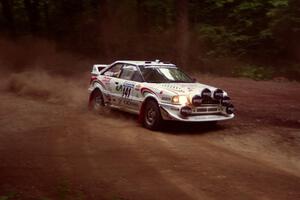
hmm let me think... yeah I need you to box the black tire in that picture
[143,100,163,130]
[89,89,105,113]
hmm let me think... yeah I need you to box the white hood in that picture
[157,83,219,95]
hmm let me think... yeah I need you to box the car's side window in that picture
[103,63,123,77]
[131,71,144,82]
[119,65,143,82]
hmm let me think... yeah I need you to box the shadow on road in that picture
[95,108,230,135]
[159,121,227,135]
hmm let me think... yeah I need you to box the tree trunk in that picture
[24,0,40,34]
[176,0,189,68]
[98,0,112,59]
[0,0,15,34]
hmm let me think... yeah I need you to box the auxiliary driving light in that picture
[192,95,202,106]
[201,88,212,98]
[213,89,224,100]
[226,104,235,115]
[180,106,192,116]
[221,96,231,106]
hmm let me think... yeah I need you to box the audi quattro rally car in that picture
[88,60,234,130]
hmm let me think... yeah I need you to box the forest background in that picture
[0,0,299,80]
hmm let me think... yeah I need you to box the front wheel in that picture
[143,100,163,130]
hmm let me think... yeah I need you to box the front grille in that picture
[193,105,221,115]
[208,107,218,112]
[196,107,219,113]
[196,108,207,112]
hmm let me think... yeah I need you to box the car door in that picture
[102,63,124,106]
[118,65,144,111]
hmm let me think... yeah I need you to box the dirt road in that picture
[0,71,300,200]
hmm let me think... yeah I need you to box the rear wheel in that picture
[89,90,105,112]
[143,100,163,130]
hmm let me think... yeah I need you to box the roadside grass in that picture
[56,178,71,200]
[232,64,300,81]
[55,178,85,200]
[0,191,17,200]
[233,65,274,80]
[193,58,300,81]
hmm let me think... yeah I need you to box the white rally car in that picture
[88,60,234,130]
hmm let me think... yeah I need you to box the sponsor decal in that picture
[122,99,139,106]
[122,87,132,98]
[123,82,134,98]
[116,84,122,92]
[116,82,135,98]
[124,82,135,88]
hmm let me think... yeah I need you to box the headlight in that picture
[172,95,189,105]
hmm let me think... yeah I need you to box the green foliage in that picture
[0,0,299,79]
[0,191,17,200]
[234,65,274,80]
[56,179,71,200]
[192,0,295,57]
[196,24,252,56]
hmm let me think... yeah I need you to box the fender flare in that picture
[138,93,160,123]
[89,82,106,104]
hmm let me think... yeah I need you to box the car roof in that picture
[111,60,176,67]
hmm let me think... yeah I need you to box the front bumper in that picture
[159,103,234,122]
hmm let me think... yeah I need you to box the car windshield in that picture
[139,66,193,83]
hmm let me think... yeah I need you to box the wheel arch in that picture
[88,87,103,108]
[138,95,160,123]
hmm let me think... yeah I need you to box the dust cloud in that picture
[0,37,94,75]
[0,37,93,108]
[6,69,87,106]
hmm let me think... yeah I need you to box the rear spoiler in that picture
[92,64,109,75]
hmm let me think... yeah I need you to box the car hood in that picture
[157,83,219,95]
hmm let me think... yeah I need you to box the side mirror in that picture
[192,78,197,83]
